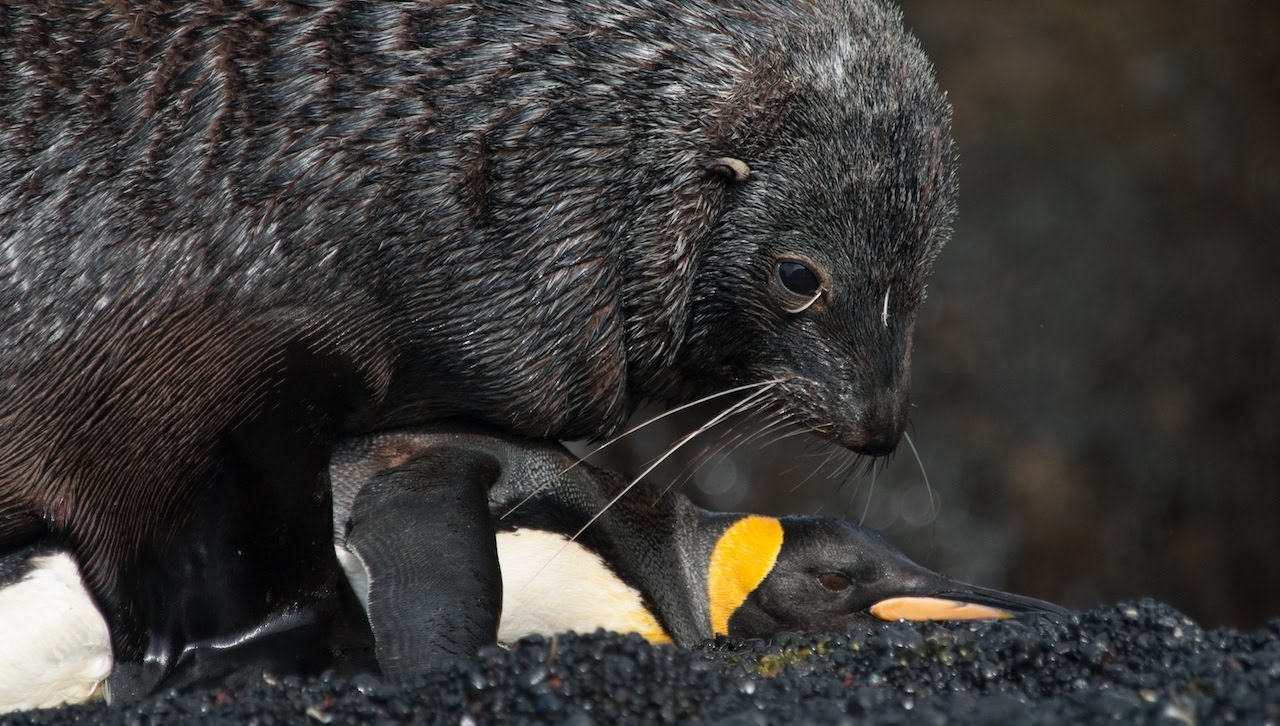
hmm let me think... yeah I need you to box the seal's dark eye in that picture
[777,260,821,298]
[817,573,851,592]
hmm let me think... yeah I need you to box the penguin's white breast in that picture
[494,529,670,644]
[0,553,112,713]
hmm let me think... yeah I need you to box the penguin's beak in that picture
[870,596,1013,621]
[869,582,1071,622]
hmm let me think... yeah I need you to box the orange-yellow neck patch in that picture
[708,516,784,636]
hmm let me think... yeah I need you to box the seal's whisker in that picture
[650,399,778,478]
[500,379,784,520]
[776,417,838,468]
[859,458,879,525]
[695,414,796,490]
[683,400,796,478]
[640,403,767,475]
[758,425,812,451]
[786,442,836,475]
[773,443,824,476]
[660,406,784,501]
[708,409,792,465]
[800,443,834,460]
[831,448,864,479]
[903,430,939,564]
[728,409,793,451]
[662,427,743,503]
[798,422,837,454]
[567,382,781,543]
[560,379,784,474]
[790,439,844,492]
[658,410,791,502]
[903,431,934,519]
[841,463,862,518]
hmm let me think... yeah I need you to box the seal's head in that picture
[317,0,956,457]
[642,1,959,455]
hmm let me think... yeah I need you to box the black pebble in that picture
[15,602,1280,724]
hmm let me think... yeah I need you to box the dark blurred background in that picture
[587,2,1280,629]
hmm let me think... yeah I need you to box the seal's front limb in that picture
[92,339,383,699]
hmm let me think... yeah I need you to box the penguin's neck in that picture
[491,445,713,646]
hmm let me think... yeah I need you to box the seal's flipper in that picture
[150,609,330,693]
[344,448,502,678]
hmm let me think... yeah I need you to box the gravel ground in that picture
[12,600,1279,725]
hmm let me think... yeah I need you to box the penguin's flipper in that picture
[343,446,502,679]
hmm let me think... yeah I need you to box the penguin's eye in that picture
[817,573,851,592]
[777,260,822,298]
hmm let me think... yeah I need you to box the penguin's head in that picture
[707,515,1069,639]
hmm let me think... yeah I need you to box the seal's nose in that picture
[848,391,907,456]
[853,428,900,457]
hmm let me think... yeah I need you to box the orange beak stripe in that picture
[870,596,1014,622]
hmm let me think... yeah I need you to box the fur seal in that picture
[0,0,957,689]
[0,427,1061,713]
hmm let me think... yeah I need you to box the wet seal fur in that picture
[0,0,957,691]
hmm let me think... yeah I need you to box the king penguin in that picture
[0,424,1067,712]
[329,425,1069,649]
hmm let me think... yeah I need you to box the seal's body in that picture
[0,427,1063,713]
[0,0,957,688]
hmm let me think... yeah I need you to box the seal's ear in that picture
[708,157,751,183]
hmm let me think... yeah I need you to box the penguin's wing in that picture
[341,445,503,677]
